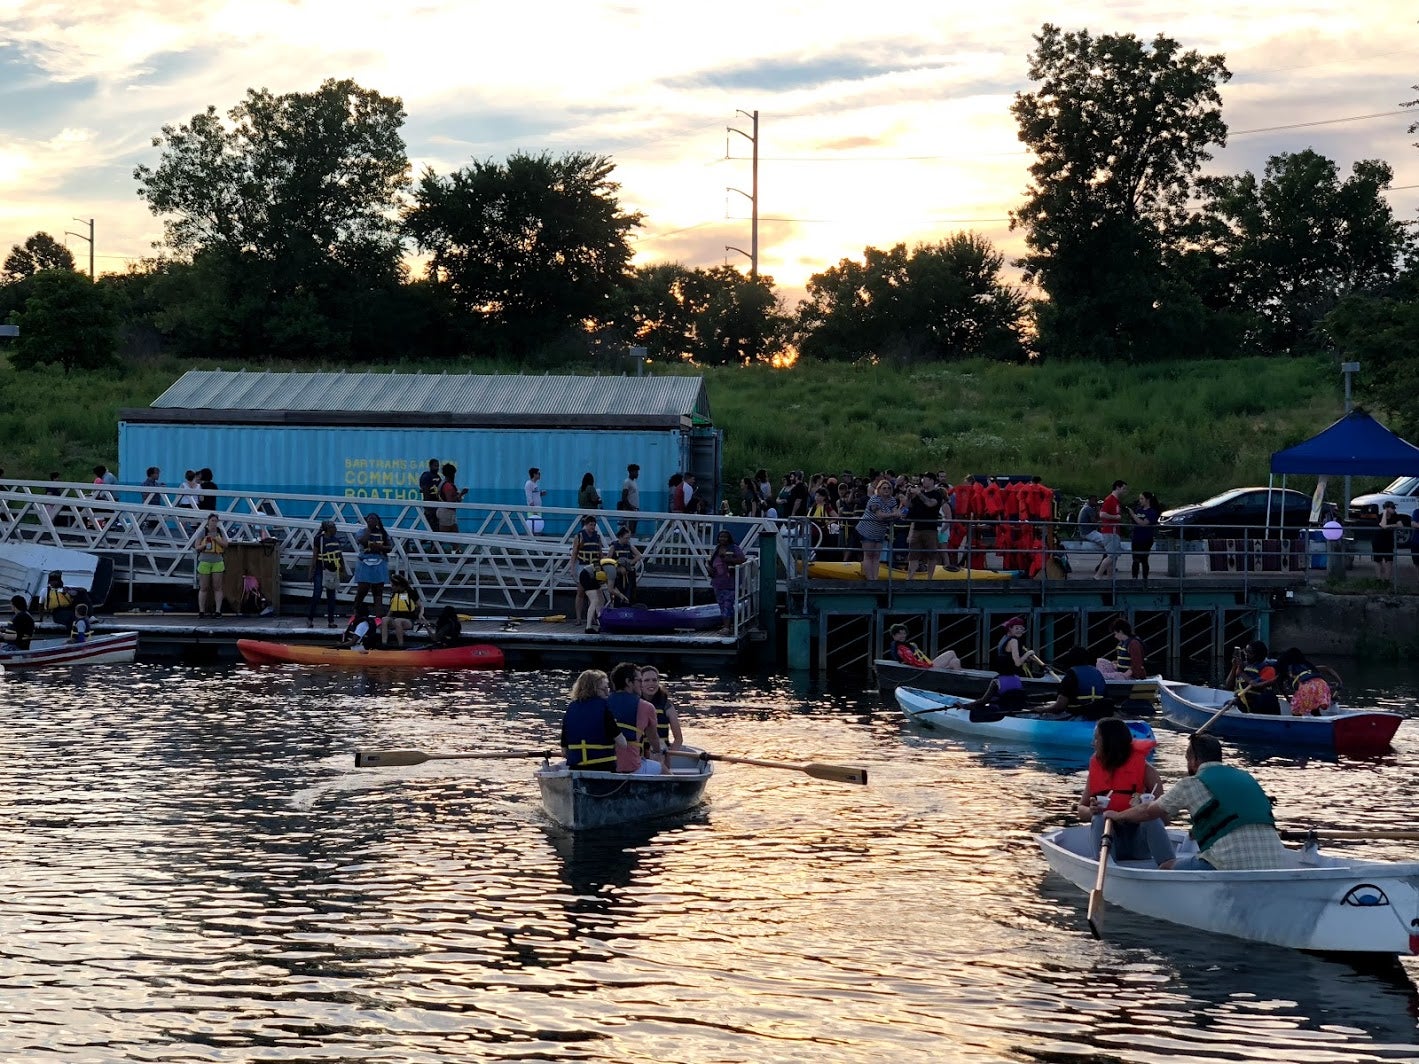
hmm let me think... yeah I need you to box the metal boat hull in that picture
[536,751,712,830]
[1158,680,1402,754]
[0,631,138,668]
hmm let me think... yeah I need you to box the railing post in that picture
[758,526,778,666]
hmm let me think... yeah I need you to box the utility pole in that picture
[67,217,94,279]
[725,109,759,279]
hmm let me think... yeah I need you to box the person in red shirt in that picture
[1096,480,1128,578]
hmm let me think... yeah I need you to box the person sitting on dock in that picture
[1096,617,1147,680]
[887,624,961,670]
[1105,733,1289,871]
[1225,640,1281,715]
[381,573,425,648]
[638,666,685,750]
[1046,647,1114,721]
[560,670,621,770]
[427,606,462,649]
[2,594,35,650]
[606,661,668,775]
[991,617,1048,677]
[1275,647,1342,717]
[1078,717,1173,866]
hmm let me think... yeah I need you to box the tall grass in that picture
[0,350,1390,505]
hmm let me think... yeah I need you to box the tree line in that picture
[1,24,1417,431]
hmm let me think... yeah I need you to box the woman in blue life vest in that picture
[1224,639,1281,714]
[638,665,685,750]
[570,515,603,630]
[1077,717,1173,865]
[560,670,620,770]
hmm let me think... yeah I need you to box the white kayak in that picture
[1039,824,1419,955]
[896,687,1155,749]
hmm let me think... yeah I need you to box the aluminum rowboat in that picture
[535,748,712,830]
[0,631,138,668]
[1157,680,1402,755]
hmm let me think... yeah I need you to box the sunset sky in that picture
[1,1,1415,303]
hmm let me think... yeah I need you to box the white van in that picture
[1348,476,1419,529]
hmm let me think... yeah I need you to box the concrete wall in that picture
[1272,590,1419,658]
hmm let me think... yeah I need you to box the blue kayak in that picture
[895,687,1155,749]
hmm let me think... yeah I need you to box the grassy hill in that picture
[0,351,1387,506]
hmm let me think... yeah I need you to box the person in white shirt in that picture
[620,464,641,534]
[524,467,545,534]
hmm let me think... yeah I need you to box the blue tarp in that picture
[1269,410,1419,477]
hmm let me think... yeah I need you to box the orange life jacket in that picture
[1086,740,1156,812]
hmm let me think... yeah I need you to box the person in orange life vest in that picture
[887,624,961,670]
[1097,616,1147,680]
[1077,717,1174,865]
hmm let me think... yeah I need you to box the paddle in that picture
[1086,817,1116,939]
[1280,828,1419,842]
[704,752,867,786]
[354,748,553,768]
[1192,697,1238,737]
[458,613,567,624]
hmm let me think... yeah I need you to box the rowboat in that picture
[1039,824,1419,955]
[895,687,1155,748]
[1158,680,1403,755]
[237,639,505,669]
[876,659,1159,708]
[0,630,138,669]
[535,747,713,830]
[807,561,1011,582]
[596,603,723,634]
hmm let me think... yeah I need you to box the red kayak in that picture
[238,639,504,669]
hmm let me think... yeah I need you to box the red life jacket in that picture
[1086,739,1156,812]
[894,641,933,668]
[983,482,1004,518]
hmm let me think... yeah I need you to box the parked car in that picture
[1348,476,1419,529]
[1157,487,1312,542]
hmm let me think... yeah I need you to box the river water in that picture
[2,660,1417,1063]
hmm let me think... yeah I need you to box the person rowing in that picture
[1077,717,1173,866]
[990,616,1049,677]
[887,624,962,670]
[1224,639,1281,714]
[1105,732,1289,871]
[1045,647,1114,721]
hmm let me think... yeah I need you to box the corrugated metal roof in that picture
[149,370,712,420]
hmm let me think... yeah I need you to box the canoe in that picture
[895,687,1155,748]
[535,747,712,830]
[1157,680,1403,755]
[237,639,504,669]
[807,561,1011,582]
[875,659,1160,708]
[1039,824,1419,955]
[596,603,723,634]
[0,630,138,668]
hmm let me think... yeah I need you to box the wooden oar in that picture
[1086,818,1116,939]
[1192,697,1238,737]
[354,748,552,768]
[704,752,867,785]
[1280,828,1419,842]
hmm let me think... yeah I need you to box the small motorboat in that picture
[535,747,713,830]
[806,561,1011,582]
[1158,681,1403,755]
[0,630,138,669]
[876,659,1159,709]
[596,603,723,634]
[895,687,1155,749]
[237,639,504,669]
[1039,824,1419,955]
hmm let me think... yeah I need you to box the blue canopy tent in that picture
[1268,409,1419,523]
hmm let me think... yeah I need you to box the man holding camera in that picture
[903,473,947,578]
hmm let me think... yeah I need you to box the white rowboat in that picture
[0,631,139,669]
[535,747,713,831]
[1039,824,1419,955]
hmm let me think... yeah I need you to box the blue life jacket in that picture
[1191,763,1275,851]
[1068,665,1108,706]
[563,697,616,769]
[607,690,642,745]
[647,688,672,744]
